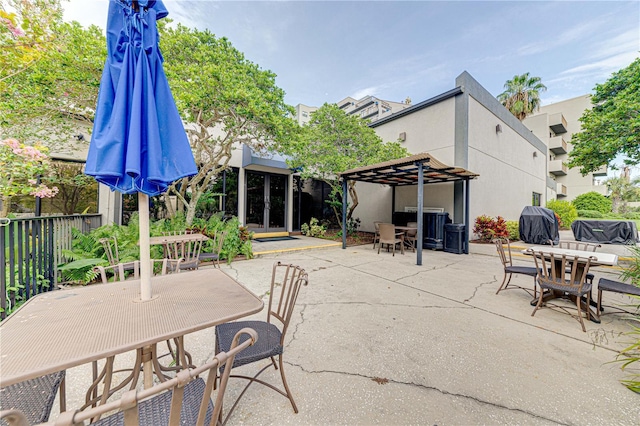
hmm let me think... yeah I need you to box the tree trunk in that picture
[1,196,10,217]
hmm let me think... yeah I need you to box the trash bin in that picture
[424,212,450,250]
[444,223,466,254]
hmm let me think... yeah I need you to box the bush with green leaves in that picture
[577,209,605,218]
[59,213,253,284]
[546,200,577,230]
[615,245,640,393]
[505,221,520,241]
[572,191,612,214]
[301,217,326,237]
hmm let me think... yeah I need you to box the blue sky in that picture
[64,0,640,109]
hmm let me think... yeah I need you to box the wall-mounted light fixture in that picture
[495,124,502,134]
[398,132,406,141]
[533,151,538,158]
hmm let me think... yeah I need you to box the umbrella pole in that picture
[138,192,152,301]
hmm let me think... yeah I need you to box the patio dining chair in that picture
[372,221,382,249]
[377,223,404,256]
[549,239,600,307]
[0,371,66,425]
[95,258,182,284]
[214,262,308,424]
[0,328,258,426]
[404,221,418,253]
[164,238,204,271]
[199,231,227,268]
[100,237,136,272]
[530,250,596,332]
[493,238,538,298]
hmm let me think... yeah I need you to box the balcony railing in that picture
[549,113,568,134]
[593,165,608,176]
[549,160,568,176]
[556,183,567,197]
[549,136,567,154]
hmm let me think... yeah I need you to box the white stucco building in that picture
[523,95,608,202]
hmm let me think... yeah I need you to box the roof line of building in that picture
[369,87,463,128]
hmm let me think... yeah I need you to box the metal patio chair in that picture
[214,262,308,424]
[530,250,596,332]
[164,237,204,271]
[0,329,258,426]
[493,238,538,298]
[0,371,66,425]
[199,231,227,268]
[95,259,182,284]
[404,221,418,252]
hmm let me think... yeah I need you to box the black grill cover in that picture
[571,220,639,244]
[518,206,559,244]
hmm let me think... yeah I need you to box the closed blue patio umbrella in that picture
[86,0,197,300]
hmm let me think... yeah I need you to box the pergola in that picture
[339,152,479,265]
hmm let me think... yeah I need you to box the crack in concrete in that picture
[462,276,498,303]
[302,300,471,310]
[283,364,566,425]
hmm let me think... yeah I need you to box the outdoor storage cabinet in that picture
[393,211,450,250]
[444,223,466,254]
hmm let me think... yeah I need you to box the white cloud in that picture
[560,51,639,76]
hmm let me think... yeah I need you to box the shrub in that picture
[301,217,326,237]
[572,191,612,214]
[577,209,605,218]
[505,221,519,241]
[622,212,640,220]
[546,200,577,230]
[616,245,640,392]
[473,215,508,241]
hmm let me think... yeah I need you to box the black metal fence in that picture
[1,214,102,319]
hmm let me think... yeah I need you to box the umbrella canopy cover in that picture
[86,0,197,196]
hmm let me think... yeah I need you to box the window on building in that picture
[532,192,541,206]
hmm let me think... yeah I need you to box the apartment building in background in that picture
[294,95,410,126]
[523,95,608,201]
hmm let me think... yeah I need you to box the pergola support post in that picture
[341,178,347,249]
[464,178,470,254]
[416,162,424,265]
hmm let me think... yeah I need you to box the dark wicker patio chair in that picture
[214,262,308,424]
[530,250,595,332]
[596,278,640,320]
[0,370,65,425]
[0,329,258,426]
[493,238,538,298]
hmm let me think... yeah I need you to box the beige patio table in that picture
[523,246,618,323]
[0,269,263,408]
[148,232,210,246]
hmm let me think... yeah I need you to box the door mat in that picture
[253,236,299,242]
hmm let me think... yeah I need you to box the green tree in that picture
[0,19,105,146]
[605,175,640,213]
[0,0,64,85]
[572,191,612,214]
[159,24,298,225]
[568,58,640,175]
[283,103,409,226]
[498,72,547,120]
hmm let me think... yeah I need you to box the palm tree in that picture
[498,73,547,120]
[605,175,640,213]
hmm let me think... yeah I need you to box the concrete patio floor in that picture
[57,237,640,425]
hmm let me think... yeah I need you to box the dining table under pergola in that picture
[339,152,479,265]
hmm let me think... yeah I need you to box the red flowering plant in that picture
[473,215,509,242]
